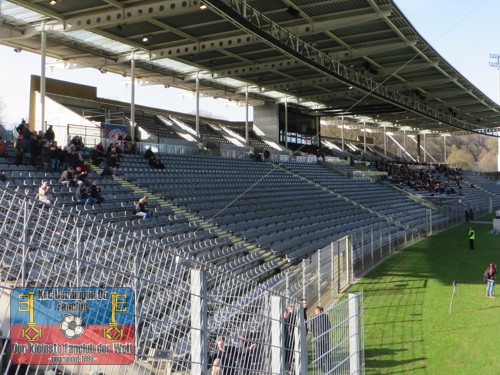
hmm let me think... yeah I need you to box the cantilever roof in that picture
[1,0,499,136]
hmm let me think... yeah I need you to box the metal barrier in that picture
[307,294,364,375]
[0,187,365,375]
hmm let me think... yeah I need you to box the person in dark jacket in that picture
[309,306,331,371]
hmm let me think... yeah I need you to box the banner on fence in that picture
[10,287,135,365]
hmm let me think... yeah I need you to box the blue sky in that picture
[0,0,498,127]
[395,0,499,102]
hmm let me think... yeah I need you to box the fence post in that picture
[271,296,284,374]
[22,200,28,287]
[295,304,308,375]
[76,227,81,287]
[337,241,341,295]
[317,248,322,304]
[286,271,290,299]
[330,242,334,295]
[360,229,364,273]
[347,235,351,287]
[190,268,207,375]
[388,232,392,255]
[348,293,361,375]
[302,259,306,300]
[370,225,374,266]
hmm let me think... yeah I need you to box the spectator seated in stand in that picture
[90,143,105,166]
[74,166,89,186]
[123,135,136,154]
[133,195,153,219]
[106,147,121,168]
[100,165,114,180]
[59,167,77,187]
[76,183,97,205]
[149,155,165,169]
[89,180,104,204]
[69,135,85,151]
[37,181,53,204]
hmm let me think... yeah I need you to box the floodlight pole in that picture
[488,53,500,171]
[341,115,344,152]
[363,121,366,153]
[130,50,136,141]
[196,72,200,138]
[40,21,47,133]
[245,86,249,143]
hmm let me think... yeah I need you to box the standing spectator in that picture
[209,335,255,375]
[300,298,308,322]
[485,263,497,298]
[0,170,7,182]
[144,146,154,160]
[44,125,55,142]
[134,196,153,219]
[263,149,271,161]
[468,226,475,250]
[210,358,222,375]
[209,336,238,375]
[49,143,61,172]
[89,180,104,204]
[239,331,258,374]
[16,119,27,135]
[37,181,53,204]
[0,136,7,158]
[59,146,70,172]
[283,303,298,372]
[14,135,24,165]
[301,298,309,334]
[468,207,474,222]
[309,306,331,372]
[39,142,52,171]
[21,125,32,160]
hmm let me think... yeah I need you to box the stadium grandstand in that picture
[1,1,500,374]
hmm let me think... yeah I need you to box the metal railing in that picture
[0,186,365,374]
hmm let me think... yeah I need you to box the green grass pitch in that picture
[348,214,500,374]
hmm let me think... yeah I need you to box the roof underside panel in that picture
[1,0,499,135]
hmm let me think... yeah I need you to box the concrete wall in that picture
[254,104,279,142]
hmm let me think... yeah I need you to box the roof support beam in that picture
[425,89,472,100]
[128,11,392,62]
[285,10,392,35]
[203,0,487,134]
[329,39,417,61]
[378,61,439,77]
[61,0,203,31]
[389,77,457,91]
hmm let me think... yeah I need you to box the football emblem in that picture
[60,314,85,339]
